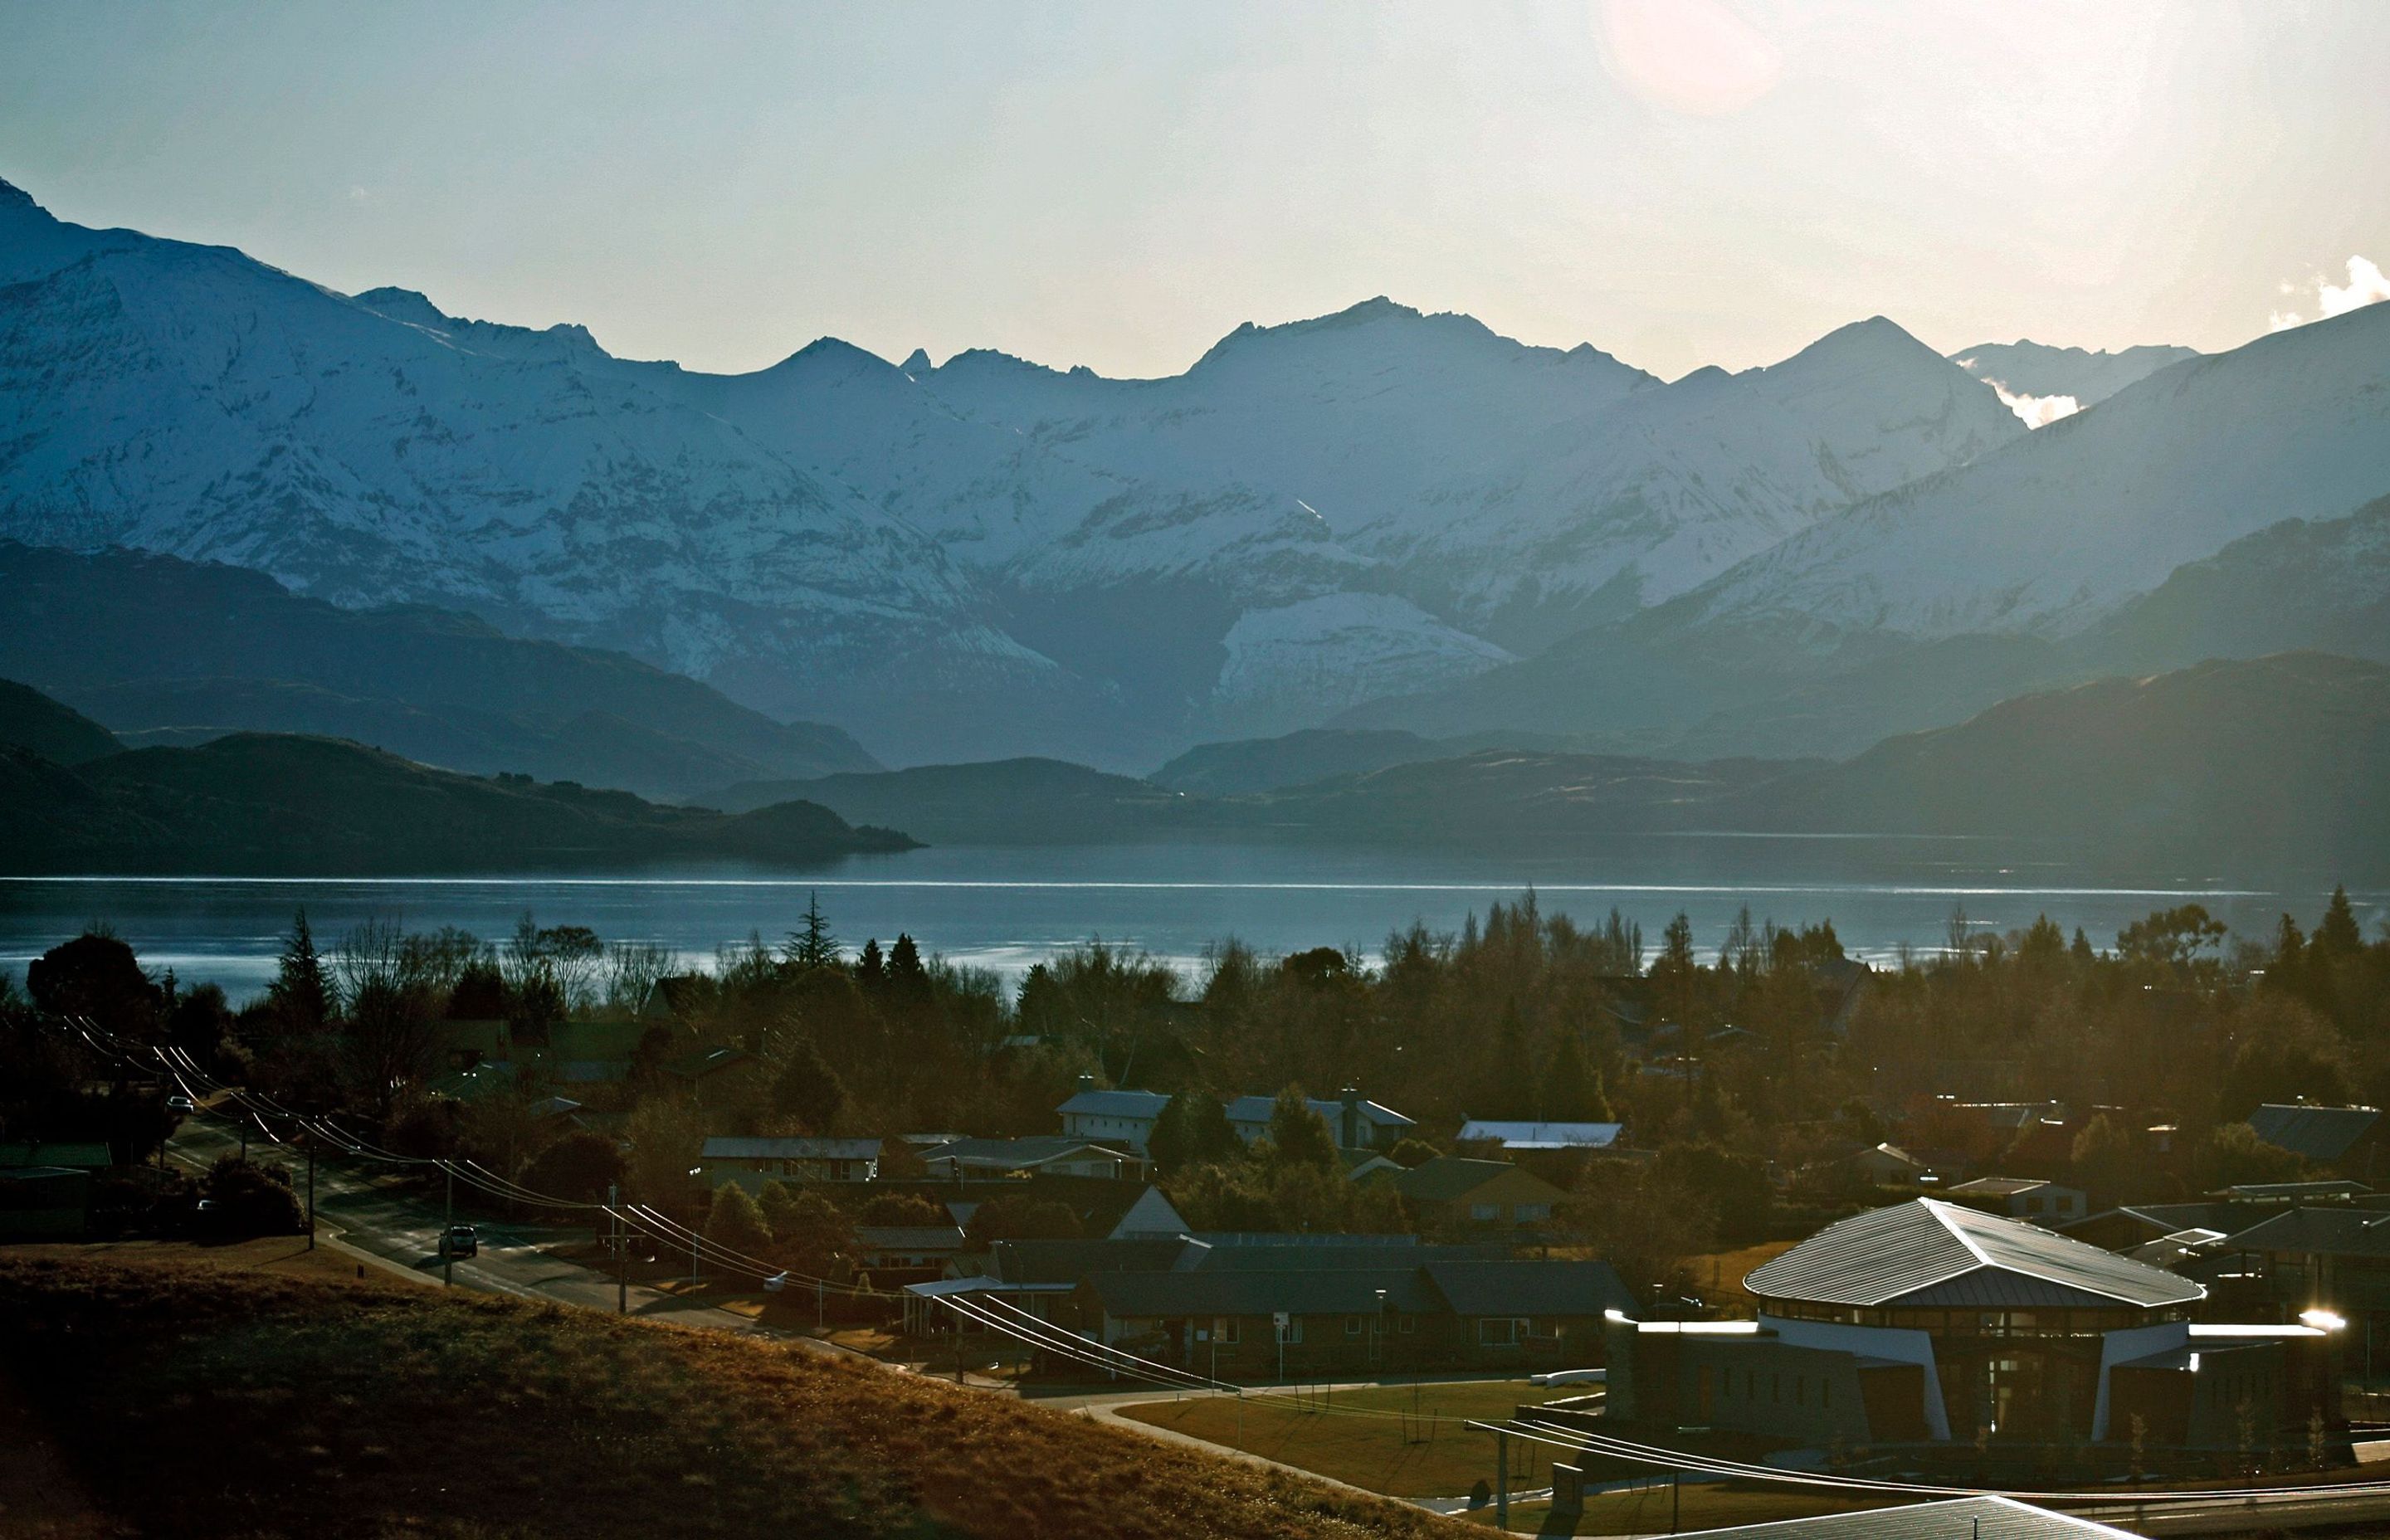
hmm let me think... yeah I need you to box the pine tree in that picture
[705,1180,774,1258]
[772,1036,848,1133]
[2318,885,2363,957]
[1148,1093,1197,1173]
[856,938,885,989]
[1266,1086,1339,1168]
[888,933,928,994]
[1544,1031,1611,1122]
[268,908,333,1033]
[784,892,840,969]
[1485,998,1537,1120]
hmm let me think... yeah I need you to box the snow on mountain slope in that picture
[1211,592,1515,734]
[1950,339,2200,413]
[1679,300,2390,640]
[0,179,1066,755]
[1380,316,2026,642]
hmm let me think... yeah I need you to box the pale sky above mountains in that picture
[4,0,2385,382]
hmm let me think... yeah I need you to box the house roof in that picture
[1222,1094,1414,1130]
[700,1136,882,1162]
[1085,1266,1441,1318]
[855,1225,968,1251]
[0,1142,114,1169]
[667,1045,754,1080]
[2224,1206,2390,1261]
[1676,1495,2134,1538]
[921,1136,1137,1170]
[2248,1103,2381,1163]
[1945,1177,2068,1198]
[1457,1119,1623,1150]
[1424,1260,1632,1317]
[1393,1156,1564,1205]
[2217,1178,2373,1202]
[985,1237,1208,1284]
[1746,1200,2205,1311]
[1056,1089,1173,1119]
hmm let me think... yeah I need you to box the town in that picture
[7,888,2390,1536]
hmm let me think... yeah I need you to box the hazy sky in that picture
[5,1,2386,380]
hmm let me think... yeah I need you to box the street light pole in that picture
[610,1183,626,1314]
[304,1131,315,1251]
[443,1163,454,1287]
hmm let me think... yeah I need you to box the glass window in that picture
[1346,1315,1363,1336]
[1479,1318,1522,1347]
[1397,1313,1417,1335]
[1470,1203,1501,1222]
[1213,1316,1240,1344]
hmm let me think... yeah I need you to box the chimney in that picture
[1076,1073,1096,1094]
[1340,1086,1362,1151]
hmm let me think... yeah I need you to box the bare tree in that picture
[606,940,674,1016]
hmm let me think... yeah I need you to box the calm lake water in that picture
[2,838,2376,1003]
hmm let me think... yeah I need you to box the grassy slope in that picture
[1118,1381,1544,1499]
[0,1252,1462,1540]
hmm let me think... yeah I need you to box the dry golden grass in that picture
[0,1252,1468,1540]
[1119,1382,1545,1498]
[1687,1240,1798,1315]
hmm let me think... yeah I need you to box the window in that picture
[1346,1316,1363,1337]
[1397,1313,1417,1335]
[1212,1317,1241,1344]
[1514,1202,1553,1222]
[1479,1318,1525,1347]
[1471,1202,1501,1222]
[1280,1318,1305,1344]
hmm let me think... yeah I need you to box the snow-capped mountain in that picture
[1678,300,2390,641]
[0,173,2058,764]
[1950,339,2200,422]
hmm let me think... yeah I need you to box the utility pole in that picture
[1673,1460,1681,1533]
[443,1163,455,1286]
[610,1184,627,1314]
[1496,1430,1510,1533]
[816,1276,826,1332]
[305,1131,315,1250]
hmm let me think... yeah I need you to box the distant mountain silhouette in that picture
[0,543,880,799]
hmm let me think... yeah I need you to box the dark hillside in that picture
[0,1255,1456,1540]
[0,729,918,875]
[0,675,120,763]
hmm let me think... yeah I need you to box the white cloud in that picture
[1983,378,2080,428]
[2269,255,2389,332]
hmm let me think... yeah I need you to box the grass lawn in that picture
[0,1250,1470,1540]
[1118,1380,1552,1498]
[1686,1240,1798,1313]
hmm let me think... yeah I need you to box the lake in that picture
[4,836,2372,1002]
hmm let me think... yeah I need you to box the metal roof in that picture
[2226,1206,2390,1260]
[1222,1094,1415,1129]
[1457,1119,1624,1149]
[1056,1089,1173,1118]
[1085,1266,1438,1318]
[1745,1200,2205,1311]
[1393,1156,1565,1204]
[1424,1260,1632,1317]
[2247,1103,2381,1162]
[700,1136,883,1161]
[853,1226,968,1250]
[1676,1496,2132,1538]
[1944,1177,2061,1197]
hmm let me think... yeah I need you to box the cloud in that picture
[2269,255,2389,332]
[1982,378,2081,428]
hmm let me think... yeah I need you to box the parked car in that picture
[166,1094,196,1114]
[439,1224,478,1259]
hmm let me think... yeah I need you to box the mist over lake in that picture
[3,836,2363,1003]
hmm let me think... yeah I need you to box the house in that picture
[1056,1081,1172,1153]
[1339,1148,1404,1182]
[1842,1141,1940,1188]
[1223,1089,1415,1152]
[919,1136,1148,1182]
[1606,1199,2336,1450]
[2209,1206,2390,1380]
[668,1046,764,1108]
[700,1136,881,1186]
[1066,1256,1632,1377]
[2248,1103,2384,1174]
[853,1224,969,1282]
[0,1166,90,1240]
[1393,1157,1567,1230]
[1456,1119,1624,1153]
[0,1141,115,1172]
[1943,1176,2087,1224]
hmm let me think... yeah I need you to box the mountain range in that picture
[2,172,2386,787]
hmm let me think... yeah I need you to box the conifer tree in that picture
[1544,1031,1611,1123]
[1266,1086,1339,1168]
[705,1180,774,1258]
[772,1036,848,1133]
[784,892,840,969]
[269,908,333,1032]
[2318,885,2363,957]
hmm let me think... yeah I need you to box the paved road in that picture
[167,1115,798,1338]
